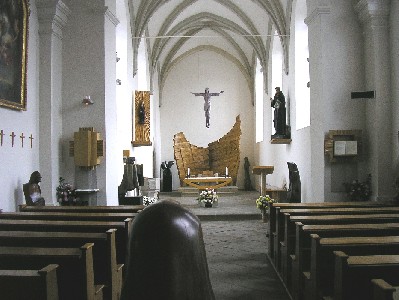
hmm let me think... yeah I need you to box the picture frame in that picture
[0,0,30,110]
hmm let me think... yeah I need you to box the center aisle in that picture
[160,190,291,300]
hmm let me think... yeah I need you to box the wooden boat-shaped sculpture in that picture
[173,116,241,186]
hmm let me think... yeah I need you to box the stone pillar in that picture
[37,0,70,204]
[305,1,331,201]
[61,1,119,205]
[354,0,393,200]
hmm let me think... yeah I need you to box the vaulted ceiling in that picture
[130,0,292,93]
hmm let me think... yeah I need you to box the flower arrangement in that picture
[143,192,159,206]
[343,174,372,201]
[256,195,274,211]
[198,188,218,206]
[56,177,78,205]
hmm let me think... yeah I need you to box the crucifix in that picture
[191,88,224,128]
[29,134,34,148]
[20,133,25,148]
[10,131,16,147]
[0,130,4,146]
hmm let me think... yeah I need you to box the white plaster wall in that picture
[160,50,255,190]
[0,1,40,211]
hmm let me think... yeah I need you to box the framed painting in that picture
[0,0,29,110]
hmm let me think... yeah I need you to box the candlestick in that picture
[187,168,190,177]
[225,167,228,177]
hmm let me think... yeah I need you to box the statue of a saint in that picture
[23,171,45,206]
[191,88,224,128]
[138,101,145,124]
[270,87,286,137]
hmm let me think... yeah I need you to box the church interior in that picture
[1,0,399,299]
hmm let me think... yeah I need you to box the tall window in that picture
[137,38,149,90]
[271,31,283,130]
[294,1,310,129]
[255,58,264,143]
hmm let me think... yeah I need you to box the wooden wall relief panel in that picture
[174,116,241,185]
[132,91,151,146]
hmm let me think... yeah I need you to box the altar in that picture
[252,166,274,196]
[183,177,232,190]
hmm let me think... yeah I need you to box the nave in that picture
[170,191,291,299]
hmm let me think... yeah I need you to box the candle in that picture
[187,168,190,177]
[226,167,228,176]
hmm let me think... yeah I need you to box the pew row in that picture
[0,211,138,222]
[372,279,399,300]
[279,213,399,285]
[0,264,59,300]
[0,218,132,266]
[306,234,399,300]
[333,251,399,300]
[291,222,399,300]
[0,230,122,300]
[268,201,396,261]
[19,204,145,213]
[0,243,103,300]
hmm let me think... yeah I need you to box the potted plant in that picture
[343,174,372,201]
[198,188,218,207]
[256,195,275,222]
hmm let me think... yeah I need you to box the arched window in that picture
[271,31,283,131]
[255,58,264,143]
[137,37,150,90]
[294,0,310,129]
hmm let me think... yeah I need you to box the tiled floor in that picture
[160,190,291,300]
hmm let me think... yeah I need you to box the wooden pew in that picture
[333,251,399,300]
[268,201,395,262]
[291,222,399,300]
[0,264,59,300]
[0,218,132,266]
[278,207,399,287]
[19,204,144,213]
[0,230,122,300]
[279,213,399,279]
[372,279,399,300]
[307,234,399,300]
[0,243,103,300]
[0,211,138,222]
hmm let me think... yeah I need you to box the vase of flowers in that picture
[256,195,275,223]
[198,188,218,207]
[56,177,78,206]
[343,174,372,201]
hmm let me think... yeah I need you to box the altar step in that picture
[178,186,239,195]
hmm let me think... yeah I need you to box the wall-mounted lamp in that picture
[116,79,122,85]
[82,95,93,105]
[116,52,120,62]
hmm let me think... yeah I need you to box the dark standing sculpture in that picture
[120,200,215,300]
[138,101,145,124]
[191,88,224,128]
[244,157,253,191]
[270,87,286,138]
[23,171,45,206]
[161,160,174,192]
[287,162,301,203]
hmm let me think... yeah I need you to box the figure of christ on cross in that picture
[191,88,224,128]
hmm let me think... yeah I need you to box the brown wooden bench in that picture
[291,222,399,300]
[333,251,399,300]
[19,204,145,213]
[307,234,399,300]
[0,218,132,266]
[277,207,399,287]
[0,211,138,222]
[275,206,399,279]
[372,278,399,300]
[0,243,103,300]
[0,229,122,300]
[279,213,399,280]
[268,201,395,262]
[0,264,59,300]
